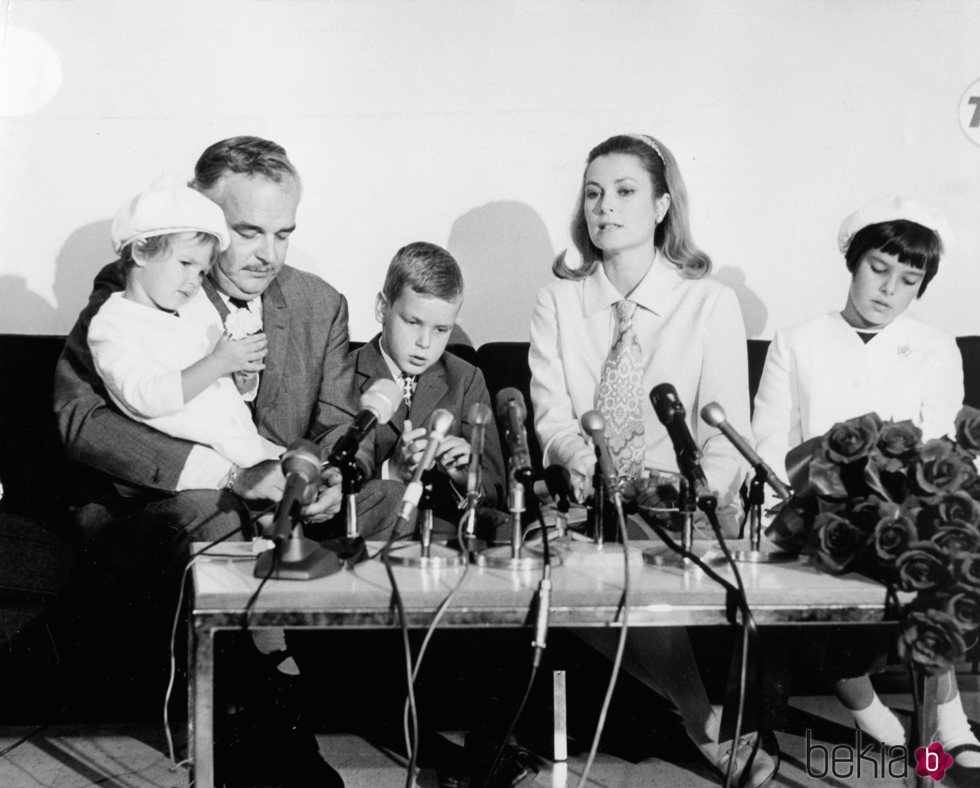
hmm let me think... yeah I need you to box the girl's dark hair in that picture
[553,134,711,280]
[844,220,942,296]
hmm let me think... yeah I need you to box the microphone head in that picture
[495,387,527,422]
[468,402,492,426]
[650,382,685,424]
[428,408,454,436]
[700,402,727,428]
[580,409,605,437]
[281,439,321,484]
[362,378,401,425]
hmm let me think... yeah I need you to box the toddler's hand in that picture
[212,332,267,376]
[390,419,427,482]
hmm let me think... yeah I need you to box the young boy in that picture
[88,176,282,478]
[351,241,505,533]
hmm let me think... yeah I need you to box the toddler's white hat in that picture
[111,175,230,254]
[837,195,951,254]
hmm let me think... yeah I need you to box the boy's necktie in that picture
[595,299,646,479]
[399,373,417,409]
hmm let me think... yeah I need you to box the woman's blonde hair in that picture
[553,134,711,280]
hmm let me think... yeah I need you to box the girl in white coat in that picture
[752,196,979,764]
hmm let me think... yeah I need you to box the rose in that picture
[848,496,898,535]
[955,405,980,455]
[932,521,980,557]
[810,511,867,573]
[914,439,976,499]
[956,553,980,590]
[896,541,950,591]
[943,587,980,632]
[224,307,262,340]
[876,420,922,461]
[764,495,819,551]
[898,610,967,672]
[933,491,980,526]
[872,511,918,567]
[820,413,882,465]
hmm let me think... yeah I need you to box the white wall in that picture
[2,0,980,346]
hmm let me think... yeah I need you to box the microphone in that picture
[466,402,492,502]
[271,439,321,550]
[580,410,618,493]
[397,408,454,522]
[494,387,535,484]
[701,402,792,500]
[326,378,401,467]
[649,383,713,502]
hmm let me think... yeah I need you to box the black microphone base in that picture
[319,534,369,567]
[254,535,343,580]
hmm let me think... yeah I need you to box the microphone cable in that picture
[637,502,779,788]
[379,506,422,788]
[164,502,273,769]
[400,510,474,766]
[480,505,553,788]
[575,488,631,788]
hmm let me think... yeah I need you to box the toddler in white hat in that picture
[88,176,283,474]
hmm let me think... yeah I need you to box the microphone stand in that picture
[730,467,793,564]
[254,510,343,581]
[386,468,465,568]
[476,461,544,570]
[592,448,606,547]
[318,457,369,566]
[643,452,711,569]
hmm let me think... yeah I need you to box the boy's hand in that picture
[299,467,343,522]
[435,435,470,486]
[212,332,267,377]
[390,419,428,482]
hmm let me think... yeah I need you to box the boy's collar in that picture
[377,336,412,381]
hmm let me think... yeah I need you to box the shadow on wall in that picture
[0,220,112,335]
[54,220,114,332]
[712,265,768,339]
[446,201,556,348]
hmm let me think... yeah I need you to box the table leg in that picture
[190,618,215,788]
[913,668,939,788]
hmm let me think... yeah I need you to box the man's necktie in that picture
[229,297,250,310]
[595,299,646,479]
[399,373,417,409]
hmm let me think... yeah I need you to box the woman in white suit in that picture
[752,196,979,764]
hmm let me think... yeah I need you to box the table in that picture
[188,538,900,787]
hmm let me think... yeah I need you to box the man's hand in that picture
[299,466,343,522]
[231,458,285,502]
[435,435,470,486]
[389,419,427,482]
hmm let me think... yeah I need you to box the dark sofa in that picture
[6,334,980,535]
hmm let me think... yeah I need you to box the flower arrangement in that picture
[224,306,262,340]
[766,408,980,673]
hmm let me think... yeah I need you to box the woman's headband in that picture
[629,133,666,166]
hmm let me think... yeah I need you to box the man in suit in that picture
[53,136,390,787]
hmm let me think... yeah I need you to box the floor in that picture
[3,686,980,788]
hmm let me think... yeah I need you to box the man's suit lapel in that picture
[257,277,289,413]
